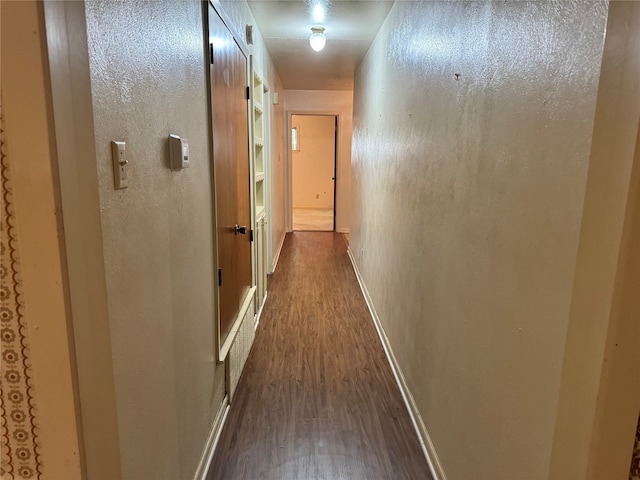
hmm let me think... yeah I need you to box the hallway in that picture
[208,232,432,479]
[3,1,639,478]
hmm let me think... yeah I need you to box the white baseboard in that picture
[254,292,267,331]
[270,231,286,274]
[346,248,447,480]
[195,395,230,480]
[337,227,350,234]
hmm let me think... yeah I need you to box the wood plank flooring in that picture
[207,232,432,480]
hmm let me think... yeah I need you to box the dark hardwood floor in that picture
[207,232,433,480]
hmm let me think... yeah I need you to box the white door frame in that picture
[285,110,341,232]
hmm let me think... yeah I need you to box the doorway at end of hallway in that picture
[291,114,337,231]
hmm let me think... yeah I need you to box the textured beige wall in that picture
[292,115,336,209]
[550,3,640,478]
[351,1,609,478]
[1,2,82,478]
[43,1,123,476]
[586,112,639,480]
[284,90,353,233]
[84,1,224,478]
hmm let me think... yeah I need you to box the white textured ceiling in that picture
[247,0,394,90]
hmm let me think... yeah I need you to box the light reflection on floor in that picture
[293,207,333,231]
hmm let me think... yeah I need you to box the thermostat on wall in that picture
[169,134,189,170]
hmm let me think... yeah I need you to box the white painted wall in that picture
[350,1,639,479]
[284,90,353,233]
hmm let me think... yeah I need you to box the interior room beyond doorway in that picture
[292,114,336,231]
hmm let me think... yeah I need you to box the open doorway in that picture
[291,114,337,231]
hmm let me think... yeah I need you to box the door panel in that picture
[209,6,252,350]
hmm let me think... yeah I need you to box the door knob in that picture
[235,224,247,235]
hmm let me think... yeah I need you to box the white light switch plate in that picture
[111,141,128,189]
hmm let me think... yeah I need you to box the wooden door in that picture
[209,6,252,353]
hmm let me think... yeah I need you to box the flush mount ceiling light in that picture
[309,26,326,52]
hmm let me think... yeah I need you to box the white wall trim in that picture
[346,247,447,480]
[270,231,287,274]
[337,227,350,234]
[286,110,344,232]
[254,292,268,331]
[195,394,230,480]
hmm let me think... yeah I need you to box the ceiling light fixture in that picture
[309,26,326,52]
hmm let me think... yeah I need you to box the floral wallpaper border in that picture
[0,102,43,479]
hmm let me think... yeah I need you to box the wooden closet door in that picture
[209,6,252,351]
